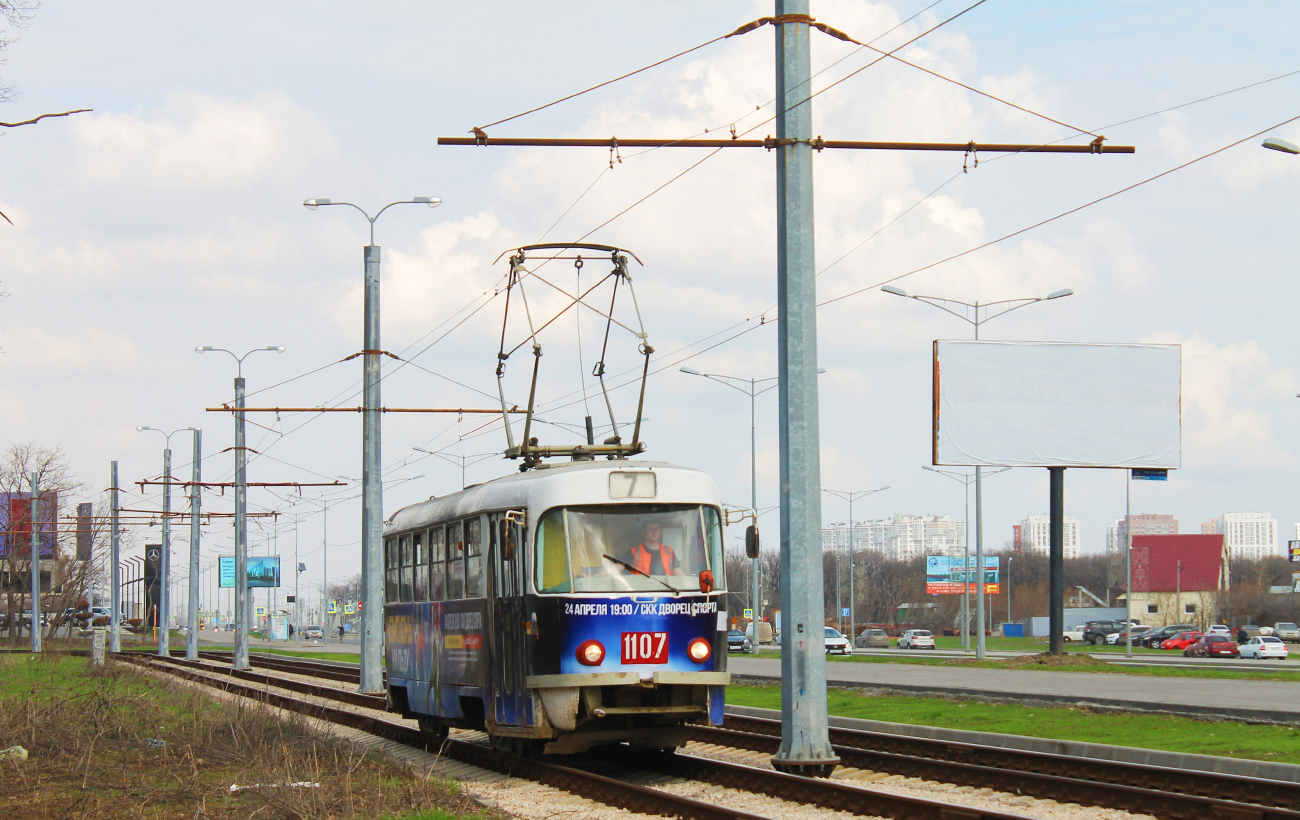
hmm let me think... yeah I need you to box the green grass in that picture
[250,646,364,664]
[815,651,1300,680]
[727,684,1300,763]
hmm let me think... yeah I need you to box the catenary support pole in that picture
[110,461,121,653]
[962,478,970,650]
[1125,469,1133,657]
[360,243,384,693]
[186,430,202,660]
[751,381,760,630]
[234,375,250,669]
[975,464,986,658]
[771,1,838,776]
[1048,467,1065,655]
[159,448,171,656]
[30,471,41,653]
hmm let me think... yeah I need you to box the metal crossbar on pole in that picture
[437,137,1133,153]
[207,406,520,414]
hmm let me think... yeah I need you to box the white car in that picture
[1207,625,1232,636]
[824,627,851,655]
[1239,636,1289,659]
[1062,627,1085,643]
[898,629,936,650]
[1107,625,1151,644]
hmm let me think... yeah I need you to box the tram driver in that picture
[619,521,681,577]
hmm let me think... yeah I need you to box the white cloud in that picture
[1143,331,1296,470]
[70,89,338,189]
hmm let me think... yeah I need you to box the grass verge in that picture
[726,684,1300,763]
[0,652,488,820]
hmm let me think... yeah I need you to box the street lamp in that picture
[306,195,441,694]
[885,284,1071,659]
[1263,137,1300,155]
[136,425,199,657]
[197,344,284,669]
[413,447,498,490]
[821,486,889,645]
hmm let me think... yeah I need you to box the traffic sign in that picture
[327,600,337,614]
[254,606,266,617]
[743,608,754,620]
[841,607,850,617]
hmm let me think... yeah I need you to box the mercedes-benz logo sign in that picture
[148,548,161,563]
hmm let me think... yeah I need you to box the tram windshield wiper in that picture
[601,554,681,595]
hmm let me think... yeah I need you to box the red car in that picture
[1183,634,1238,658]
[1160,630,1203,650]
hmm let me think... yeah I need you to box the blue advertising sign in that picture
[926,555,1000,594]
[1131,468,1168,481]
[218,555,281,588]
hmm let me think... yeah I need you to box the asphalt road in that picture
[728,654,1300,718]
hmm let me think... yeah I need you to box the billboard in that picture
[1290,540,1300,563]
[926,555,1000,595]
[218,556,281,588]
[933,341,1181,468]
[0,491,58,558]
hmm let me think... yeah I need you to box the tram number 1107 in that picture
[621,631,669,664]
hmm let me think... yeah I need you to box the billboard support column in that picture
[974,466,985,659]
[110,461,121,654]
[1049,467,1065,655]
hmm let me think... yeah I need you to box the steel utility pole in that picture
[304,196,440,694]
[186,429,202,660]
[771,3,836,776]
[110,461,121,653]
[1048,467,1065,654]
[30,471,40,653]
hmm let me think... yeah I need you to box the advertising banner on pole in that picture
[218,555,281,588]
[926,555,1000,594]
[1289,541,1300,563]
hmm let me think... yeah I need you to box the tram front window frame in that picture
[534,504,724,595]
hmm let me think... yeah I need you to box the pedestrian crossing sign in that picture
[255,606,266,617]
[327,600,337,614]
[344,604,355,615]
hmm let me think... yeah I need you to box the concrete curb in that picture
[730,672,1300,725]
[725,703,1300,782]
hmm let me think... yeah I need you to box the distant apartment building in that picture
[1106,514,1179,556]
[1019,514,1081,559]
[822,515,965,560]
[1201,512,1278,562]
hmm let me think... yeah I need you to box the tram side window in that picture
[399,535,413,603]
[465,517,483,597]
[413,531,428,601]
[535,510,571,594]
[429,526,445,600]
[384,537,398,602]
[446,521,465,599]
[496,517,516,597]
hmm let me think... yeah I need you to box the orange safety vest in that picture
[631,542,677,576]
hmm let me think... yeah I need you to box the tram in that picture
[382,458,729,754]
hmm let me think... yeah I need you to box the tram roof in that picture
[385,459,721,534]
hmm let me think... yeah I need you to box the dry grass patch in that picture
[0,653,491,820]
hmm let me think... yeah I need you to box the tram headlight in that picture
[687,637,711,663]
[576,639,606,666]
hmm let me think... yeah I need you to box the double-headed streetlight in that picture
[821,486,889,644]
[196,344,284,669]
[305,195,440,694]
[136,425,199,657]
[883,284,1072,659]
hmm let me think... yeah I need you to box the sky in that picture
[2,1,1299,613]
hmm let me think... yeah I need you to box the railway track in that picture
[126,652,1050,820]
[168,650,1300,820]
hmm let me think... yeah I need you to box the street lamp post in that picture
[884,285,1072,658]
[679,368,777,632]
[136,426,199,657]
[305,195,441,694]
[197,345,284,669]
[822,487,889,646]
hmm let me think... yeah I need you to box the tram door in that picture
[489,512,529,726]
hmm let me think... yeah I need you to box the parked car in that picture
[1083,620,1127,645]
[1207,624,1232,636]
[824,627,851,655]
[1183,634,1238,658]
[303,625,324,640]
[1107,625,1152,644]
[1239,636,1290,659]
[898,629,936,650]
[1274,622,1300,643]
[1160,630,1203,651]
[1140,624,1197,648]
[728,629,754,653]
[854,628,891,649]
[1062,626,1086,643]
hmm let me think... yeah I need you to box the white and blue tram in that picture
[382,459,730,754]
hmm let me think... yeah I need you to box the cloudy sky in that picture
[3,1,1299,610]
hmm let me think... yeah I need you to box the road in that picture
[728,654,1300,720]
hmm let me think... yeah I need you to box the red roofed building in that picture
[1124,534,1229,628]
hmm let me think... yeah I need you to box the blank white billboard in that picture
[933,341,1181,469]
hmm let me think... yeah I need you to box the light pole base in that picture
[771,756,840,778]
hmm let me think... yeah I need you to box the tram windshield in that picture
[535,504,724,594]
